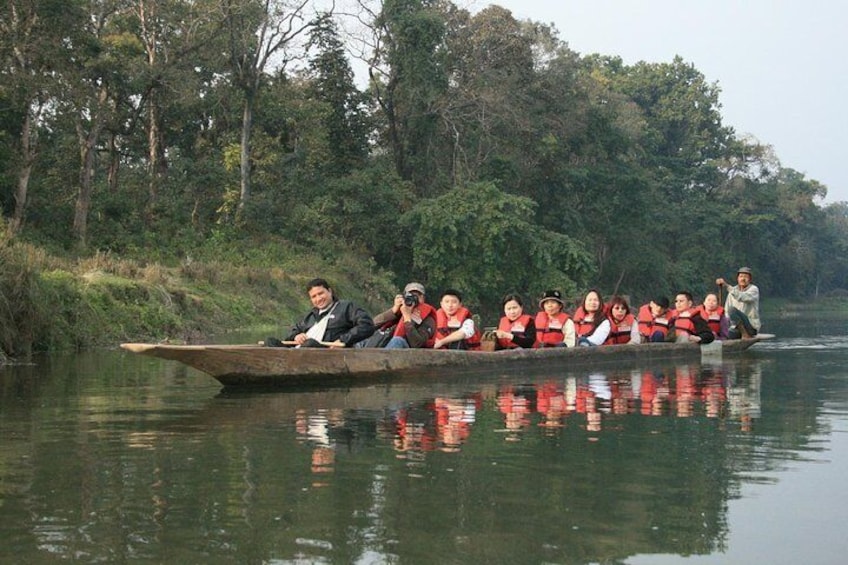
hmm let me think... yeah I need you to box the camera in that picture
[403,292,419,307]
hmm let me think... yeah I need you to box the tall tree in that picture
[0,0,80,236]
[219,0,315,214]
[305,16,369,176]
[368,0,449,194]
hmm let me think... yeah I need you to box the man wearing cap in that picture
[716,267,760,339]
[372,282,437,348]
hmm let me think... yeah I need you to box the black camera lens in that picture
[403,293,419,307]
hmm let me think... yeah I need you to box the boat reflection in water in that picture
[292,357,763,463]
[3,352,795,564]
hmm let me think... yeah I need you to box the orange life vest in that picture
[534,311,570,347]
[697,305,725,337]
[637,304,673,340]
[497,314,534,349]
[605,313,636,345]
[672,308,699,339]
[435,306,481,350]
[572,306,605,338]
[393,302,437,347]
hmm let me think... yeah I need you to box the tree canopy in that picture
[1,0,845,309]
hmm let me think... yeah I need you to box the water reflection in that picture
[1,346,846,564]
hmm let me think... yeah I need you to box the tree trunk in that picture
[238,92,254,211]
[73,87,109,247]
[9,104,40,236]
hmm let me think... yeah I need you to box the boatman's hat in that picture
[737,266,753,277]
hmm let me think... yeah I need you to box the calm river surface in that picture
[2,320,847,564]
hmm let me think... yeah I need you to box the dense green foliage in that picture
[2,1,847,351]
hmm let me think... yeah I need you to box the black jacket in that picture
[285,300,375,347]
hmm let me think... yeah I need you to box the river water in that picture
[1,320,847,564]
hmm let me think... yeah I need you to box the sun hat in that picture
[539,289,564,308]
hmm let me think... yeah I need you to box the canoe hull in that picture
[121,335,772,388]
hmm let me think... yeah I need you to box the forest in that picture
[2,0,848,339]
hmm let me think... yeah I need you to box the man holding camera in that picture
[372,282,437,348]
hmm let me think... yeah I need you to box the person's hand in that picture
[715,277,726,286]
[392,294,404,312]
[326,340,345,348]
[399,302,414,319]
[689,335,702,343]
[433,338,445,349]
[495,330,513,340]
[294,333,308,345]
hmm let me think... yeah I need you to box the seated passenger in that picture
[573,289,611,346]
[433,289,482,350]
[494,293,536,349]
[671,291,715,344]
[698,292,729,340]
[373,282,437,349]
[271,277,374,348]
[605,295,640,345]
[637,296,673,342]
[534,290,575,348]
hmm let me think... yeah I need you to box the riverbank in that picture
[0,237,395,358]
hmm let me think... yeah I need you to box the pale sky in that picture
[469,0,848,204]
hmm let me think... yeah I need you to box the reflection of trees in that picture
[0,352,843,563]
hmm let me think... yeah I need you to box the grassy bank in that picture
[0,236,395,358]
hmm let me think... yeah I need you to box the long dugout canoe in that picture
[120,334,773,388]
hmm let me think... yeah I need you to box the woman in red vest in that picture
[574,289,611,346]
[605,295,639,344]
[533,289,575,348]
[494,293,536,349]
[698,292,729,339]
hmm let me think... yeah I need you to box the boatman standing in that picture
[267,278,374,348]
[715,266,761,339]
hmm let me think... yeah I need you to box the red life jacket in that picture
[605,313,636,345]
[572,306,605,338]
[497,314,534,349]
[534,311,571,347]
[672,307,699,339]
[637,304,673,340]
[393,302,437,347]
[697,305,725,337]
[435,306,481,350]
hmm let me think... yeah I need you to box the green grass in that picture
[0,235,396,358]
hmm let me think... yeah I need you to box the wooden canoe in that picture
[120,334,773,388]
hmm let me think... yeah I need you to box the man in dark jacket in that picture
[270,278,374,348]
[671,291,715,344]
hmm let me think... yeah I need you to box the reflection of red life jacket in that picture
[534,311,570,347]
[497,314,533,349]
[573,306,604,338]
[697,305,725,337]
[435,307,481,350]
[605,313,636,344]
[637,304,672,339]
[394,302,437,347]
[672,308,699,339]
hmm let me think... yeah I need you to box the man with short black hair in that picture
[671,291,715,344]
[268,278,374,348]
